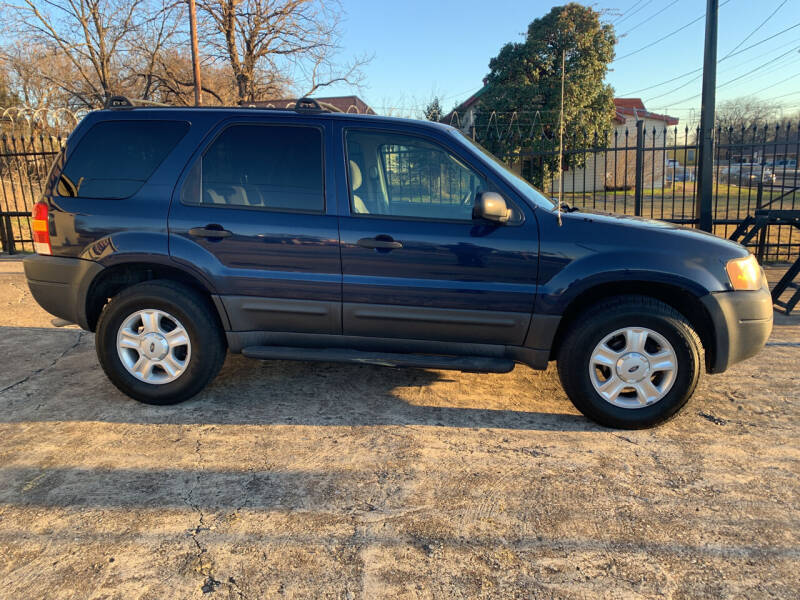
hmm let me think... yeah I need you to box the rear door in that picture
[169,116,341,334]
[335,124,539,345]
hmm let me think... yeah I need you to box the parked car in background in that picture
[766,159,797,169]
[23,97,773,429]
[666,168,694,183]
[666,159,681,168]
[718,164,775,186]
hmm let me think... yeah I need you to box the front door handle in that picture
[189,226,232,239]
[357,236,403,250]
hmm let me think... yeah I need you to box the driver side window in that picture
[346,130,485,221]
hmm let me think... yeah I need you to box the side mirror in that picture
[473,191,511,224]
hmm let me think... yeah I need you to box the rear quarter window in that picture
[181,124,324,213]
[56,120,189,199]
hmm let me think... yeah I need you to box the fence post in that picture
[0,215,7,254]
[755,181,767,263]
[634,120,644,217]
[0,214,14,255]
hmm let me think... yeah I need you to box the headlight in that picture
[726,255,765,291]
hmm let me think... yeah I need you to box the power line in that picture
[645,75,702,103]
[616,0,653,26]
[613,0,732,62]
[767,88,800,100]
[716,48,800,89]
[741,71,800,100]
[613,0,647,24]
[621,21,800,97]
[620,0,680,36]
[723,21,800,60]
[645,36,800,103]
[437,85,484,105]
[370,84,485,113]
[621,68,702,96]
[720,0,787,59]
[669,45,800,105]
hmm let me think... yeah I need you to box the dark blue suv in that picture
[23,98,773,428]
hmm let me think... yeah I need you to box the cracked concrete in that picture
[0,330,83,394]
[0,257,798,598]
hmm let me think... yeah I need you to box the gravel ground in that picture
[0,257,798,599]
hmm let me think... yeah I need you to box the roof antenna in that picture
[556,48,565,227]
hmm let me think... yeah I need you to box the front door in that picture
[169,118,341,334]
[337,126,539,345]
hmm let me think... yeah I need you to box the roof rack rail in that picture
[294,97,330,113]
[105,95,171,109]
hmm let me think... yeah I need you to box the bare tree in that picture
[716,97,783,144]
[196,0,368,103]
[143,49,242,105]
[127,0,187,102]
[0,60,19,106]
[3,43,77,108]
[2,0,182,108]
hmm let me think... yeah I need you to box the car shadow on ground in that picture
[0,326,595,432]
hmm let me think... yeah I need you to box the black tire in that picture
[95,280,226,405]
[556,295,703,429]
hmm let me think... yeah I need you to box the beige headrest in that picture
[349,160,362,191]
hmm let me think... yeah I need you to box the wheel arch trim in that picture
[85,257,228,331]
[539,279,718,372]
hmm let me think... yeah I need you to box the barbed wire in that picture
[445,108,800,145]
[444,109,697,143]
[0,106,90,135]
[1,103,797,145]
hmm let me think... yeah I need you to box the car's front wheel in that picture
[556,296,703,429]
[95,280,226,405]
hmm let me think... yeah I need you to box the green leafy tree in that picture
[476,3,616,185]
[424,97,443,121]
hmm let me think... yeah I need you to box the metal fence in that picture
[1,121,799,262]
[496,120,800,262]
[0,135,63,254]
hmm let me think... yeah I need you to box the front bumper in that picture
[23,254,103,330]
[701,286,773,373]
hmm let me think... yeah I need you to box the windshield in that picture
[454,130,556,209]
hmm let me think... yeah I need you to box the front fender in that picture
[536,249,727,315]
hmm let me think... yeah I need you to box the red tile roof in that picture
[614,98,678,126]
[440,88,678,127]
[613,98,645,110]
[249,96,375,114]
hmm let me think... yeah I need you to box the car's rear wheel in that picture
[96,280,226,405]
[556,296,703,429]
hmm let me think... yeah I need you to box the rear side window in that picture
[56,120,189,199]
[181,124,324,212]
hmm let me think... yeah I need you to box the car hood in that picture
[559,208,749,258]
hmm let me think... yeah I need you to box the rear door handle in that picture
[189,226,232,239]
[357,237,403,249]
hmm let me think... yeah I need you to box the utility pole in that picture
[556,48,565,226]
[696,0,718,232]
[188,0,202,106]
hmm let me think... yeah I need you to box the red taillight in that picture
[32,202,51,255]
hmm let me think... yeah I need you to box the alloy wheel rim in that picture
[116,309,191,385]
[588,326,678,409]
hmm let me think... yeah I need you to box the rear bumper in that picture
[701,286,773,373]
[23,254,103,330]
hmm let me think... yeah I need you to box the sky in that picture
[320,0,800,125]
